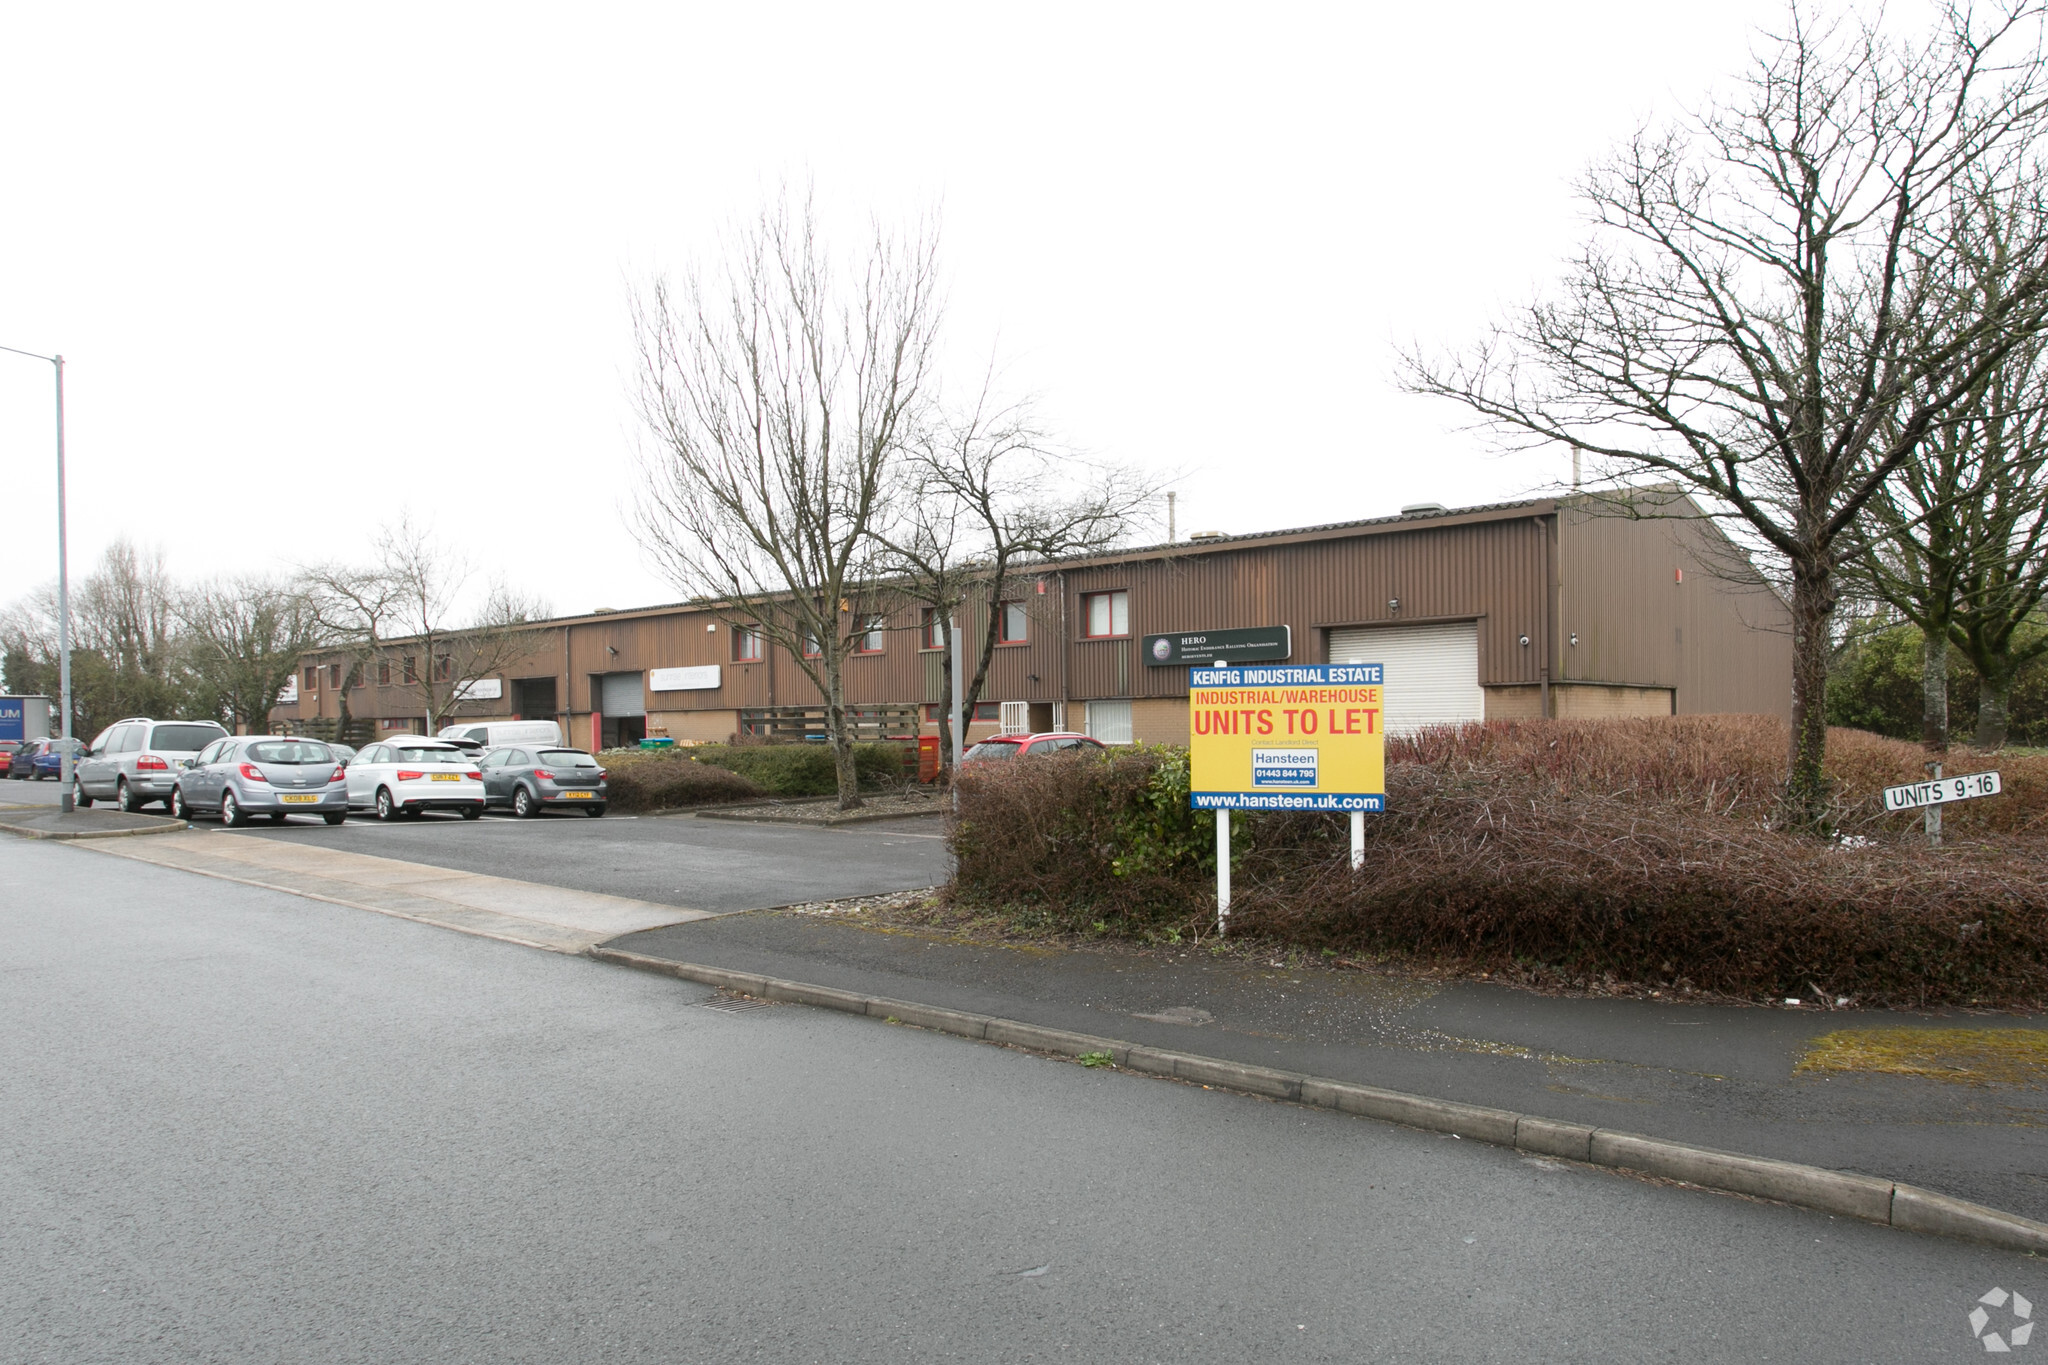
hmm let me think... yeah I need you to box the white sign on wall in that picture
[650,665,722,692]
[455,677,503,701]
[276,677,299,705]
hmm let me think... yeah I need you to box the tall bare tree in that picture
[1403,3,2048,819]
[305,519,549,735]
[632,195,942,809]
[876,388,1161,768]
[1848,169,2048,750]
[179,575,334,734]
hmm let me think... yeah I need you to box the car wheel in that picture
[119,779,144,813]
[323,812,346,826]
[221,791,247,827]
[513,786,536,818]
[585,805,605,818]
[461,805,482,821]
[376,788,398,821]
[170,787,190,821]
[72,778,92,808]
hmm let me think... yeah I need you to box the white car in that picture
[344,738,485,821]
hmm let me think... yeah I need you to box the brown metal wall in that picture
[1559,504,1793,717]
[287,502,1793,729]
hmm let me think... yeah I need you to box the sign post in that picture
[1882,767,2001,848]
[1188,663,1386,933]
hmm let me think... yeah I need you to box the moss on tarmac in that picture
[1796,1027,2048,1085]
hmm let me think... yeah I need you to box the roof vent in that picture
[1188,530,1227,541]
[1400,502,1448,517]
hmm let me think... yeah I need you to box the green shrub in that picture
[601,756,763,812]
[685,742,908,796]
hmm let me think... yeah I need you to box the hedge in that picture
[948,716,2048,1007]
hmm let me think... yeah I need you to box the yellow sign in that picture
[1188,664,1384,811]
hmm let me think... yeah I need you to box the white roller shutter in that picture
[1327,622,1484,734]
[598,671,646,718]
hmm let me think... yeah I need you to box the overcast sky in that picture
[0,1,1797,621]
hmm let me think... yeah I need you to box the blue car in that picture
[17,737,80,780]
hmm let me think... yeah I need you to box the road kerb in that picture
[585,945,2048,1255]
[0,814,187,841]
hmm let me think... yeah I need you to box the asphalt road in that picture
[5,836,2037,1363]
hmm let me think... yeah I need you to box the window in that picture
[328,664,342,689]
[1085,699,1133,744]
[196,740,227,766]
[854,616,885,654]
[304,665,319,690]
[403,656,418,684]
[733,626,764,662]
[802,631,822,659]
[434,656,452,681]
[246,741,334,765]
[1082,590,1129,638]
[921,608,945,651]
[378,661,392,686]
[115,725,145,754]
[923,701,1003,721]
[351,667,365,688]
[999,602,1028,644]
[149,724,224,752]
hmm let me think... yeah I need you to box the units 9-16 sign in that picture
[1189,664,1385,812]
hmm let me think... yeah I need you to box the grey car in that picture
[171,736,349,826]
[74,717,230,811]
[479,746,609,817]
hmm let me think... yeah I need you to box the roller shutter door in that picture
[1327,621,1484,734]
[598,671,646,718]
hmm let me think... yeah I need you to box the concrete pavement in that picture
[4,835,2037,1363]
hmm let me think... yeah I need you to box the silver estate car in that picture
[171,736,349,826]
[75,717,230,811]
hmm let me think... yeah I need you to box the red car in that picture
[961,731,1108,762]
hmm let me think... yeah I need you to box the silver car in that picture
[75,717,230,812]
[171,736,349,826]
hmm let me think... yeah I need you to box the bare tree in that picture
[305,519,549,736]
[876,388,1161,768]
[632,194,942,809]
[178,575,334,734]
[1403,3,2048,819]
[1847,170,2048,750]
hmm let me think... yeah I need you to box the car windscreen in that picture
[964,741,1020,760]
[150,724,227,752]
[394,746,468,765]
[246,741,335,765]
[537,750,600,768]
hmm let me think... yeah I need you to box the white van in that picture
[437,720,562,751]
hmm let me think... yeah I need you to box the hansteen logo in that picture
[1251,747,1318,788]
[1970,1286,2033,1352]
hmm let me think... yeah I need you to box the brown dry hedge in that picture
[949,716,2048,1006]
[600,754,764,812]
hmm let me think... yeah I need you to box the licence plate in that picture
[558,790,594,799]
[432,773,462,782]
[280,794,320,804]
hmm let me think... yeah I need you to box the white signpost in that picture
[1883,767,2001,848]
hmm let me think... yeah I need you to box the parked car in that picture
[960,732,1107,763]
[0,739,22,775]
[438,720,562,752]
[479,746,609,817]
[171,736,348,826]
[6,738,41,779]
[344,738,484,820]
[23,736,79,780]
[74,717,231,811]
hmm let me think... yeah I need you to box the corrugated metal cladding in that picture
[282,499,1794,732]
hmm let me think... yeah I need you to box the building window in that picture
[921,608,946,651]
[328,664,342,689]
[351,667,365,689]
[304,666,319,690]
[378,661,391,686]
[802,631,822,659]
[1086,699,1133,744]
[999,602,1028,644]
[923,701,1002,722]
[1082,590,1129,639]
[434,656,452,681]
[733,626,764,662]
[403,656,417,684]
[853,616,885,654]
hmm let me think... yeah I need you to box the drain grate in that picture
[697,993,778,1014]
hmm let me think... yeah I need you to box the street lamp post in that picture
[1,345,73,812]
